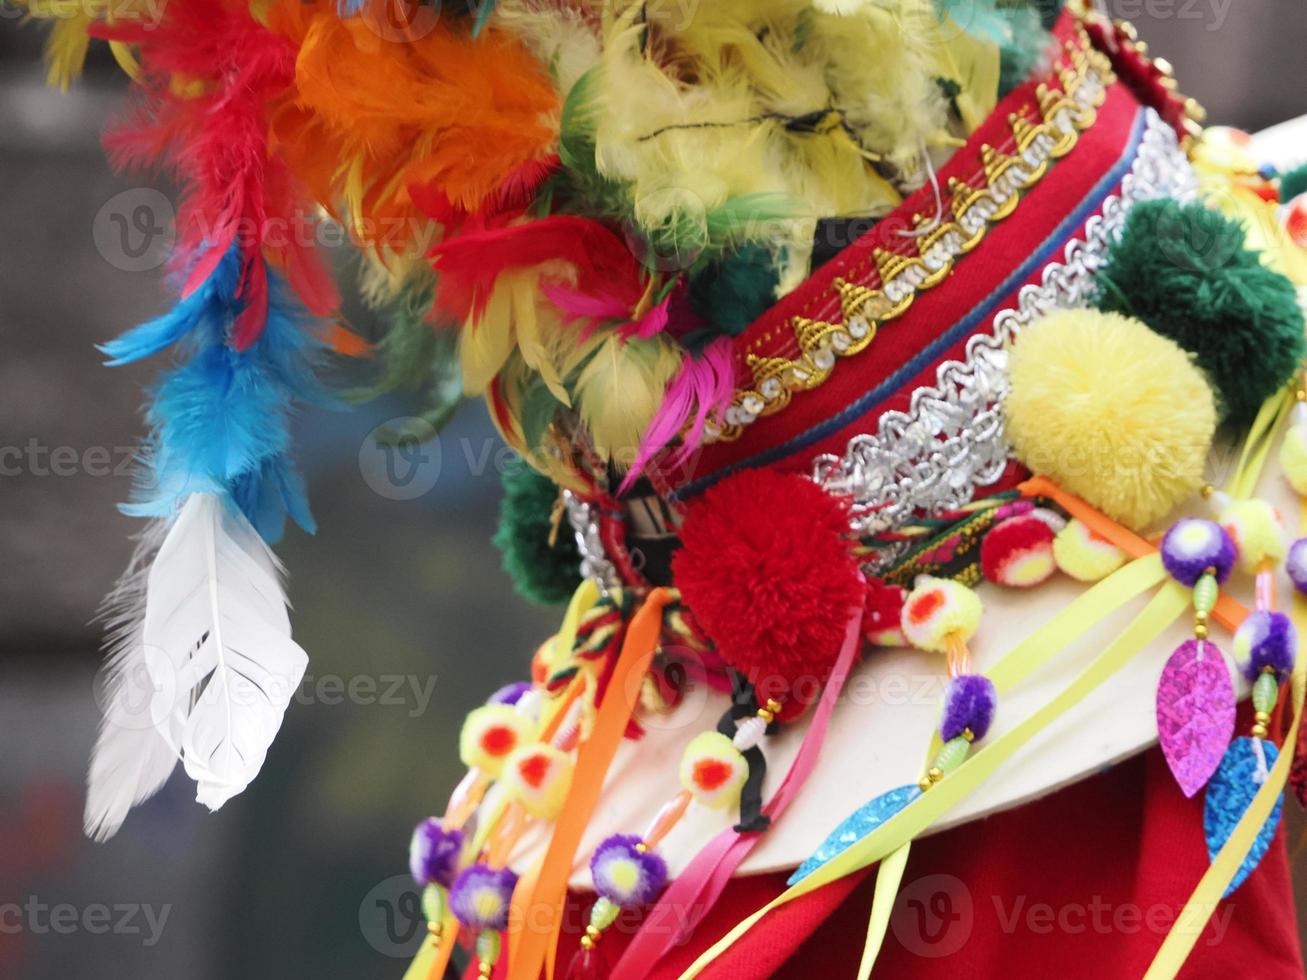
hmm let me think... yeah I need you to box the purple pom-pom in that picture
[1287,538,1307,596]
[940,674,997,742]
[1160,519,1236,587]
[590,834,668,908]
[409,819,464,888]
[449,864,518,931]
[1234,610,1297,681]
[488,681,533,706]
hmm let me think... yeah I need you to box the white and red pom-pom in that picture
[459,704,535,777]
[500,744,574,819]
[678,731,748,809]
[901,576,982,654]
[980,515,1056,588]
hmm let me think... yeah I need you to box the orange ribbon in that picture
[507,588,674,980]
[1020,476,1247,631]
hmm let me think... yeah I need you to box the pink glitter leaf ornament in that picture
[1156,639,1236,797]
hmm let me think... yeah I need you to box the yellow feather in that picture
[575,333,681,468]
[43,12,91,90]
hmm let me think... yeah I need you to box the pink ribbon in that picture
[610,598,866,978]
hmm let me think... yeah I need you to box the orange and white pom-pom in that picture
[1053,518,1127,582]
[1280,422,1307,495]
[980,515,1056,588]
[1217,497,1286,572]
[678,731,749,810]
[900,576,982,654]
[500,744,574,819]
[459,704,536,777]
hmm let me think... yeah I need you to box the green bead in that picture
[934,736,971,774]
[1192,574,1218,615]
[590,896,620,931]
[475,930,501,966]
[1253,671,1280,714]
[421,884,447,925]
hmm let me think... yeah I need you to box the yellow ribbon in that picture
[1143,494,1307,977]
[678,582,1189,979]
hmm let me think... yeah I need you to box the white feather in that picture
[86,492,308,831]
[85,519,179,842]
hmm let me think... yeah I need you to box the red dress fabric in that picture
[478,746,1302,979]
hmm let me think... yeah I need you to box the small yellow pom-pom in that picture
[678,731,748,810]
[459,704,535,777]
[1217,497,1286,572]
[900,576,983,653]
[500,744,574,819]
[1004,310,1216,530]
[1052,518,1128,582]
[1279,425,1307,494]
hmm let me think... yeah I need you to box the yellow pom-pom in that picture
[1005,310,1216,530]
[1053,518,1128,582]
[678,731,748,810]
[900,576,982,653]
[500,744,574,819]
[459,705,535,777]
[1218,498,1286,571]
[1280,425,1307,495]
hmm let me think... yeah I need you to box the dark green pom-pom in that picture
[1095,198,1305,425]
[1281,163,1307,203]
[685,243,779,346]
[493,465,582,605]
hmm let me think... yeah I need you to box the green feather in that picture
[1094,198,1306,425]
[493,464,583,606]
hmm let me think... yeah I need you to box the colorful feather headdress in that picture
[25,0,1307,978]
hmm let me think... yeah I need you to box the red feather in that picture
[93,0,337,348]
[429,216,641,324]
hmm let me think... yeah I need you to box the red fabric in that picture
[476,746,1302,980]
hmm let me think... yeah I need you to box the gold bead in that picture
[479,963,493,978]
[580,936,595,951]
[586,925,601,939]
[1201,484,1215,499]
[918,777,933,792]
[1194,610,1209,624]
[1193,624,1209,640]
[961,727,975,743]
[1255,710,1271,724]
[427,922,443,938]
[1252,724,1268,739]
[928,766,944,783]
[1262,665,1279,676]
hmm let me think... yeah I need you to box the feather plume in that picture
[85,520,177,841]
[625,336,737,488]
[575,334,682,467]
[269,2,559,256]
[95,0,339,346]
[137,492,308,812]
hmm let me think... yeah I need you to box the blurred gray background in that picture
[1,4,1304,978]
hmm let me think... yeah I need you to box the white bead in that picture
[732,716,767,752]
[1207,490,1232,515]
[1292,402,1307,429]
[515,689,544,723]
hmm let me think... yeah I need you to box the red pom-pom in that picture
[863,578,907,646]
[672,469,863,708]
[980,515,1056,588]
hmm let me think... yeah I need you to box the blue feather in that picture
[336,0,367,16]
[112,244,332,540]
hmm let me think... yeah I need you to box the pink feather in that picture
[623,337,738,491]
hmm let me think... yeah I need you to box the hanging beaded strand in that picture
[900,577,996,791]
[564,693,782,979]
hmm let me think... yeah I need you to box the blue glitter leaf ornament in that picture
[1203,736,1283,897]
[789,784,921,884]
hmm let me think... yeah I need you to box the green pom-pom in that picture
[493,465,583,605]
[1282,163,1307,203]
[685,243,780,346]
[1095,199,1306,425]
